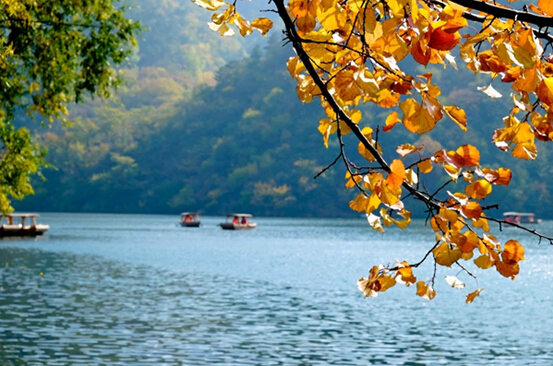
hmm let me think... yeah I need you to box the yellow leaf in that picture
[334,70,362,102]
[318,118,337,148]
[396,262,416,286]
[512,45,535,69]
[386,159,406,190]
[366,191,381,214]
[317,0,346,31]
[384,111,401,132]
[400,98,437,134]
[501,240,525,264]
[416,281,436,300]
[460,201,482,220]
[377,88,400,108]
[466,289,484,304]
[538,0,553,16]
[378,275,397,292]
[349,193,367,212]
[428,27,461,51]
[512,122,535,144]
[444,105,467,132]
[513,65,539,93]
[251,17,273,36]
[296,15,316,34]
[455,144,480,167]
[459,231,480,253]
[512,141,537,160]
[378,181,401,206]
[474,254,494,269]
[496,260,520,279]
[433,242,462,267]
[417,159,433,174]
[287,56,304,79]
[465,179,492,199]
[386,0,408,17]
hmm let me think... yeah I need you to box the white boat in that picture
[180,212,201,227]
[220,214,257,230]
[503,212,542,224]
[0,213,49,237]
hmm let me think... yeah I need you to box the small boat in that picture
[0,213,49,237]
[180,212,201,227]
[220,214,257,230]
[503,212,542,224]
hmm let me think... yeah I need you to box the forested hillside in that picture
[15,0,553,218]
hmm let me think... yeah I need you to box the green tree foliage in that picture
[0,0,140,212]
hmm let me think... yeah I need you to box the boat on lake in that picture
[0,213,49,237]
[180,212,201,227]
[503,212,542,224]
[220,214,257,230]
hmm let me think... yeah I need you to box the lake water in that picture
[1,213,553,365]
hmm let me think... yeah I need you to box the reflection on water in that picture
[1,214,553,365]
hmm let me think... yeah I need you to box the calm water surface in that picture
[1,213,553,365]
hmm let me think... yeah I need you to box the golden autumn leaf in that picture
[334,70,362,102]
[465,179,492,199]
[377,89,401,108]
[365,191,381,214]
[318,118,337,148]
[466,289,484,304]
[384,111,401,132]
[377,180,402,206]
[349,193,368,212]
[444,105,467,132]
[396,262,416,286]
[501,240,525,264]
[538,0,553,16]
[251,17,273,35]
[536,78,553,105]
[417,159,433,174]
[400,99,438,135]
[455,144,480,167]
[459,231,480,253]
[474,254,494,269]
[386,159,406,190]
[428,27,461,51]
[512,141,537,160]
[289,0,319,19]
[512,122,535,145]
[460,201,482,220]
[416,281,436,300]
[433,242,462,267]
[378,275,397,292]
[496,260,520,279]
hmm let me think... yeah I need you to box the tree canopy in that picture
[195,0,553,302]
[0,0,140,212]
